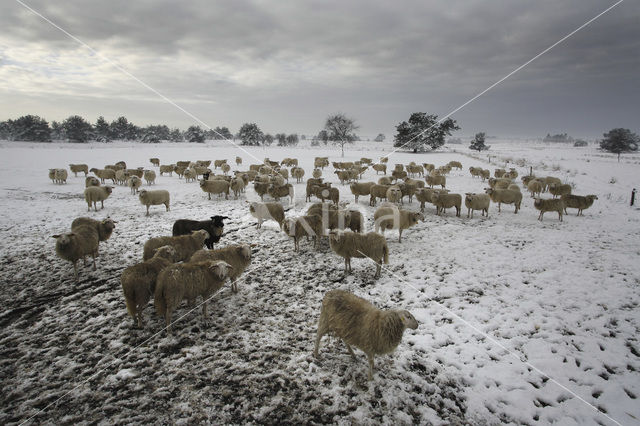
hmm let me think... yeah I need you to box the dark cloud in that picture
[1,0,638,138]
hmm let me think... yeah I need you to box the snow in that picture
[0,139,639,424]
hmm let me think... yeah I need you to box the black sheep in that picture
[172,216,228,249]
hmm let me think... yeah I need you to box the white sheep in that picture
[249,202,286,229]
[561,194,598,216]
[282,214,323,252]
[548,183,572,198]
[159,164,174,176]
[54,168,68,184]
[328,230,388,278]
[534,198,565,221]
[386,185,403,205]
[121,245,177,328]
[485,188,522,213]
[432,193,462,216]
[464,193,490,218]
[230,176,245,199]
[51,224,100,282]
[372,164,387,175]
[115,169,130,185]
[71,217,116,242]
[143,169,156,185]
[143,229,210,261]
[154,260,232,333]
[89,168,116,184]
[350,182,375,203]
[313,289,418,380]
[85,176,100,188]
[373,205,424,242]
[128,176,142,194]
[84,186,113,212]
[69,164,89,177]
[138,189,170,216]
[150,158,160,167]
[425,174,446,189]
[200,179,230,200]
[190,244,252,293]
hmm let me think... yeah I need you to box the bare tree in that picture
[324,113,359,157]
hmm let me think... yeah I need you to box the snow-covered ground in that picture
[0,139,638,425]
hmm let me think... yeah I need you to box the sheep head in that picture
[237,244,252,260]
[51,232,75,245]
[207,260,233,280]
[193,229,210,241]
[155,246,178,262]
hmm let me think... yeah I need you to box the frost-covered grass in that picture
[0,139,638,425]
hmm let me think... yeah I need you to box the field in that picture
[0,139,638,425]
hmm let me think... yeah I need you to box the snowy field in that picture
[0,139,639,425]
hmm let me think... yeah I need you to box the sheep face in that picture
[51,233,74,246]
[237,244,251,260]
[410,212,424,224]
[207,260,233,280]
[155,245,178,261]
[399,310,419,329]
[102,218,117,232]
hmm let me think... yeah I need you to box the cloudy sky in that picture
[1,0,638,139]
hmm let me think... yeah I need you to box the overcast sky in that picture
[0,0,638,139]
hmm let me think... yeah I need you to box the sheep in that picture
[268,184,294,203]
[347,209,364,233]
[314,158,328,169]
[372,164,387,175]
[319,186,340,206]
[254,182,270,201]
[51,224,100,282]
[154,260,232,333]
[174,166,186,178]
[448,161,462,170]
[138,189,170,216]
[249,201,286,229]
[485,188,522,213]
[84,186,113,212]
[360,157,372,165]
[495,168,506,178]
[230,176,245,198]
[469,167,482,178]
[350,182,375,203]
[114,169,130,185]
[69,164,89,177]
[415,188,449,212]
[369,184,390,206]
[373,205,424,242]
[278,168,289,182]
[54,168,68,184]
[378,176,392,185]
[397,182,418,203]
[71,217,117,242]
[292,167,306,183]
[386,185,403,205]
[125,168,144,178]
[48,169,56,183]
[116,161,127,170]
[328,231,388,278]
[560,194,598,216]
[172,216,228,249]
[406,164,424,177]
[150,158,160,167]
[488,177,512,190]
[391,170,408,182]
[543,176,562,192]
[121,245,177,328]
[190,244,252,292]
[125,176,141,194]
[312,168,322,179]
[196,160,212,168]
[527,179,544,197]
[176,160,191,169]
[464,193,490,218]
[282,214,323,252]
[184,168,197,183]
[142,170,156,185]
[507,184,520,192]
[432,192,462,217]
[404,178,425,189]
[85,176,100,188]
[335,170,352,185]
[307,203,352,234]
[143,229,210,261]
[507,168,518,179]
[380,156,389,163]
[548,183,572,198]
[422,163,434,173]
[221,163,231,175]
[313,289,418,380]
[236,156,242,166]
[521,175,537,186]
[534,198,565,221]
[200,179,230,200]
[213,159,227,169]
[270,173,286,186]
[305,178,324,201]
[393,164,404,172]
[425,174,446,189]
[480,169,491,181]
[89,168,116,184]
[159,165,173,176]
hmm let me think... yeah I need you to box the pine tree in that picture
[600,128,639,162]
[62,115,93,143]
[469,132,489,151]
[394,112,459,153]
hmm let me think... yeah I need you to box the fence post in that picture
[632,188,637,206]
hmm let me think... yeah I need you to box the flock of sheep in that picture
[48,152,598,379]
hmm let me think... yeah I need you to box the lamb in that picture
[121,245,177,328]
[372,164,387,175]
[138,189,170,216]
[150,158,160,167]
[527,179,544,198]
[464,193,490,218]
[328,231,388,278]
[268,183,294,203]
[350,182,375,203]
[292,167,305,183]
[85,176,100,187]
[89,168,116,184]
[560,194,598,216]
[172,216,228,249]
[282,214,323,252]
[425,174,446,189]
[230,176,245,198]
[154,260,232,333]
[548,183,572,198]
[386,185,403,205]
[158,165,174,176]
[485,188,522,213]
[71,217,116,242]
[143,169,156,185]
[54,168,68,184]
[534,198,565,221]
[84,186,113,211]
[432,192,462,217]
[373,205,424,242]
[128,176,142,194]
[143,229,210,261]
[249,201,285,229]
[200,179,230,200]
[190,244,252,292]
[369,184,390,206]
[313,289,418,380]
[51,224,100,282]
[69,164,89,177]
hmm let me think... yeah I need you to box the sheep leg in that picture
[374,262,381,278]
[91,252,96,271]
[367,354,375,381]
[73,262,78,282]
[498,203,501,212]
[165,202,170,212]
[398,229,402,243]
[343,340,357,359]
[100,200,104,210]
[344,258,349,274]
[202,302,208,326]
